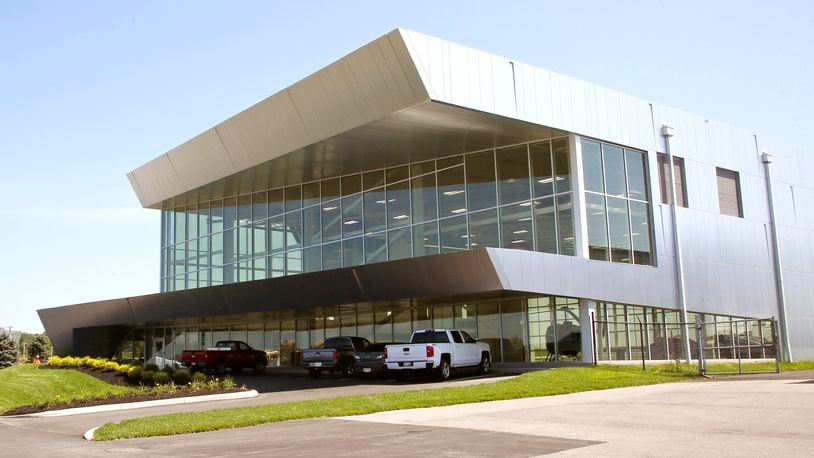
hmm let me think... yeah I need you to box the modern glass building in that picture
[39,28,814,364]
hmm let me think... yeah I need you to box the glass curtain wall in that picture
[161,138,575,291]
[581,139,653,265]
[123,295,582,365]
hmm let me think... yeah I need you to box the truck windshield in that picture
[411,331,450,343]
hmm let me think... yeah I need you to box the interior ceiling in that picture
[163,101,566,208]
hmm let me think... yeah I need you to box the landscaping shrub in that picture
[144,363,160,372]
[127,366,143,383]
[117,364,131,375]
[191,372,208,384]
[222,376,235,390]
[62,356,78,367]
[152,371,170,385]
[79,356,93,368]
[173,369,192,385]
[141,370,155,384]
[160,366,175,377]
[92,359,108,370]
[103,361,120,372]
[47,355,63,367]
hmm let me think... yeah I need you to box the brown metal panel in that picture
[37,250,508,355]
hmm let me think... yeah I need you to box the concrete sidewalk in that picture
[342,375,814,456]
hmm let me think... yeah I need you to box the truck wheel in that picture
[478,353,491,374]
[437,357,451,381]
[254,360,267,374]
[341,360,355,378]
[309,368,322,379]
[215,362,226,375]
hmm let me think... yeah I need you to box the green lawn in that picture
[0,365,136,414]
[705,360,814,373]
[94,364,698,441]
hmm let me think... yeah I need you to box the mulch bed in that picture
[2,366,244,416]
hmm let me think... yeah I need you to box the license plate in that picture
[363,368,372,373]
[310,362,322,367]
[403,362,412,367]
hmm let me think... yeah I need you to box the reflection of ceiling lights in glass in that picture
[451,208,467,214]
[322,206,337,211]
[513,229,528,234]
[443,190,464,196]
[343,220,359,225]
[591,212,603,216]
[393,214,409,220]
[460,235,468,238]
[375,199,396,204]
[519,202,532,207]
[563,237,574,241]
[511,240,524,244]
[518,217,531,222]
[537,178,553,184]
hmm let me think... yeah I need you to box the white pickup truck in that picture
[384,329,491,380]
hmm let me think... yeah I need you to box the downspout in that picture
[661,125,692,362]
[760,151,793,361]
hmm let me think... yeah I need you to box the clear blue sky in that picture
[1,1,811,333]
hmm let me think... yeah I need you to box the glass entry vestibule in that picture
[119,295,585,367]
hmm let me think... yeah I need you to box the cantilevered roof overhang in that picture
[128,27,661,209]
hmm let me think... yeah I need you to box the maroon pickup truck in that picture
[180,340,268,374]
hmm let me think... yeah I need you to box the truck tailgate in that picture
[301,349,336,367]
[386,344,429,362]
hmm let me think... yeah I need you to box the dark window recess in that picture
[716,167,743,217]
[657,153,688,207]
[411,331,450,343]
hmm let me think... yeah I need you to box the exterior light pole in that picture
[661,125,692,363]
[761,152,793,361]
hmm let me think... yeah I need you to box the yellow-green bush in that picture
[152,371,170,385]
[103,361,120,372]
[92,359,109,370]
[117,364,131,375]
[127,366,142,382]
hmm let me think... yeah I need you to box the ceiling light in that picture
[393,214,409,220]
[451,208,467,214]
[513,230,528,234]
[343,220,359,225]
[443,190,465,196]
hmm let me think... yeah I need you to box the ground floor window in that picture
[118,295,585,366]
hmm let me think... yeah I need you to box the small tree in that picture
[28,335,52,361]
[0,333,18,368]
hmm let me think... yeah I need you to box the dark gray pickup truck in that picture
[299,336,371,378]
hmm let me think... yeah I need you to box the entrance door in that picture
[152,337,165,369]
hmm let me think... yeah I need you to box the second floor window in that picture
[657,153,687,207]
[716,167,743,217]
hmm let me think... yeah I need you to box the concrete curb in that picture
[14,389,259,419]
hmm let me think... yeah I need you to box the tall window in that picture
[582,139,653,265]
[716,167,742,217]
[657,153,687,207]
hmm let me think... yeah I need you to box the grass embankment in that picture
[0,365,135,414]
[94,364,697,441]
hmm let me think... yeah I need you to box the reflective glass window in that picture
[174,207,186,243]
[285,211,302,249]
[603,144,627,198]
[439,215,468,253]
[342,237,364,267]
[363,171,387,234]
[374,311,393,343]
[269,188,284,216]
[582,140,604,193]
[303,246,321,273]
[322,241,342,270]
[630,201,652,265]
[386,167,411,228]
[341,194,363,237]
[365,232,387,264]
[393,309,412,342]
[465,150,497,212]
[286,250,302,275]
[607,197,631,263]
[586,193,609,260]
[454,304,477,337]
[187,205,198,240]
[413,221,439,257]
[497,145,530,205]
[284,186,301,213]
[468,209,499,250]
[321,178,340,202]
[223,197,237,230]
[557,194,576,256]
[534,197,557,254]
[252,192,268,221]
[626,150,647,201]
[270,252,285,278]
[501,300,527,362]
[302,182,320,208]
[411,173,438,224]
[410,160,435,177]
[499,203,533,251]
[437,165,466,218]
[477,302,502,363]
[321,199,341,243]
[553,138,571,193]
[269,216,285,253]
[530,141,554,197]
[303,205,321,246]
[387,227,412,261]
[211,200,224,233]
